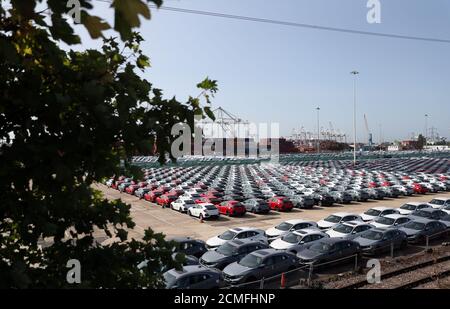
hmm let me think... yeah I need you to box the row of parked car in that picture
[162,197,450,289]
[105,163,450,222]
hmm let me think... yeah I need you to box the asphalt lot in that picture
[93,184,450,242]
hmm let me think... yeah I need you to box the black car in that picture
[297,238,360,267]
[172,237,208,258]
[200,239,268,270]
[409,209,448,221]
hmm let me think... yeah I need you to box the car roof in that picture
[369,207,392,211]
[230,227,260,233]
[170,265,215,277]
[228,239,265,246]
[383,214,408,219]
[404,202,428,206]
[431,197,450,201]
[251,248,280,257]
[416,208,440,213]
[294,228,325,235]
[408,218,434,224]
[285,219,310,224]
[343,220,370,227]
[315,238,351,245]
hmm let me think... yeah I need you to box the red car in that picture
[143,190,164,202]
[156,194,178,207]
[412,183,428,194]
[268,197,294,212]
[217,201,246,216]
[125,184,140,195]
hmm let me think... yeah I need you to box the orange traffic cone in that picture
[280,272,286,289]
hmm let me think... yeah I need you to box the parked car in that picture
[188,203,220,220]
[200,239,268,270]
[396,202,431,215]
[353,228,408,255]
[270,228,329,250]
[360,207,399,222]
[440,215,450,228]
[325,221,373,240]
[217,201,247,217]
[267,197,294,212]
[163,265,224,289]
[398,219,449,243]
[265,219,319,242]
[206,227,268,250]
[290,195,315,209]
[171,199,196,212]
[317,213,362,230]
[296,238,361,266]
[408,208,448,221]
[242,198,270,214]
[370,214,411,230]
[223,249,299,285]
[172,237,208,258]
[428,197,450,209]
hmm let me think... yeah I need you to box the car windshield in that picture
[400,204,416,211]
[430,199,445,205]
[163,271,177,287]
[361,230,383,240]
[364,209,381,216]
[185,200,195,204]
[413,210,432,218]
[375,217,395,225]
[216,242,237,256]
[276,222,294,231]
[238,253,263,268]
[281,233,302,244]
[404,221,425,230]
[324,215,342,223]
[333,224,354,234]
[219,231,237,240]
[309,242,332,253]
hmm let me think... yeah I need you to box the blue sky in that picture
[73,0,450,142]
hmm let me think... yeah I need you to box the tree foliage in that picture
[0,0,217,288]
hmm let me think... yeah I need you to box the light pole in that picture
[424,114,429,142]
[350,71,359,166]
[316,107,320,154]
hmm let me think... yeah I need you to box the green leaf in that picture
[136,55,150,69]
[81,13,111,39]
[113,0,151,40]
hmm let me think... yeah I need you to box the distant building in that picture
[401,140,420,150]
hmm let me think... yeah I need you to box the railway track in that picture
[340,254,450,289]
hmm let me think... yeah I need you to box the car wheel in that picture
[199,214,204,220]
[252,208,257,214]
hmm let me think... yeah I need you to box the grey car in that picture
[200,239,268,270]
[408,209,448,221]
[398,219,449,243]
[222,249,299,285]
[242,199,270,214]
[353,228,408,255]
[296,238,361,267]
[290,194,315,209]
[163,265,224,289]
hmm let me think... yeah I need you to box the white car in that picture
[317,213,362,230]
[325,221,373,239]
[370,214,411,229]
[441,204,450,215]
[270,228,328,250]
[360,207,399,222]
[188,203,219,220]
[265,219,318,241]
[396,202,431,215]
[205,227,267,250]
[428,198,450,209]
[179,193,201,201]
[171,199,196,212]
